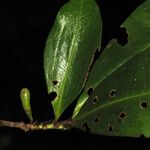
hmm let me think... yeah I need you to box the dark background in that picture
[0,0,149,149]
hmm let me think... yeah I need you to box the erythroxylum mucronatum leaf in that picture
[73,0,150,137]
[44,0,102,120]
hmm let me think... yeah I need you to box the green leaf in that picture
[73,0,150,137]
[44,0,102,120]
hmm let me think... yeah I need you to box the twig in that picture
[0,119,73,132]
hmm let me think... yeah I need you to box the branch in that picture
[0,119,73,132]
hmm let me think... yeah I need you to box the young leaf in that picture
[44,0,102,120]
[73,0,150,118]
[20,88,33,122]
[73,0,150,137]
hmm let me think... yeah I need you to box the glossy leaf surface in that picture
[73,0,150,137]
[44,0,102,119]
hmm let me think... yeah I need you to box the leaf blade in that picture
[73,0,150,137]
[73,0,150,119]
[74,46,150,137]
[44,0,102,119]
